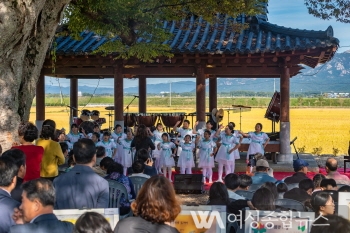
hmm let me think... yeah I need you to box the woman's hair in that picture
[228,122,235,128]
[204,130,211,136]
[18,122,38,142]
[313,174,326,188]
[71,123,78,129]
[134,124,148,142]
[261,182,279,200]
[252,188,275,211]
[106,162,123,175]
[275,181,288,193]
[74,212,113,233]
[310,214,350,233]
[161,132,169,139]
[311,191,332,215]
[184,134,191,140]
[40,119,56,140]
[338,185,350,192]
[131,176,181,224]
[209,182,229,205]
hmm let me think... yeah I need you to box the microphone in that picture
[66,105,78,110]
[133,95,139,98]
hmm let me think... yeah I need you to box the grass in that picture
[29,105,350,155]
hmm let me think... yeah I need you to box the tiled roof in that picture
[54,15,338,60]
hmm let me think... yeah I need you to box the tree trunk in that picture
[0,0,71,150]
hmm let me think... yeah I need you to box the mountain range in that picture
[45,51,350,95]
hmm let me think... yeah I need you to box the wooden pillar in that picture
[114,64,124,130]
[139,76,146,113]
[196,65,206,129]
[209,76,217,111]
[279,61,292,162]
[36,74,45,131]
[69,77,78,127]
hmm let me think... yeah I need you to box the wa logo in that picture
[190,211,225,229]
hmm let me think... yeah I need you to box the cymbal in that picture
[105,106,115,110]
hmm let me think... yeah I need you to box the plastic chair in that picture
[248,184,261,192]
[235,190,255,200]
[128,176,148,197]
[286,183,299,191]
[275,198,305,212]
[107,179,129,208]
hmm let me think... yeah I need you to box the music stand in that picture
[232,105,251,130]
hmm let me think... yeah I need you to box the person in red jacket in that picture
[12,122,44,182]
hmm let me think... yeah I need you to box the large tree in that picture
[305,0,350,23]
[0,0,265,150]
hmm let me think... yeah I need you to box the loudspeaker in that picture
[173,174,204,194]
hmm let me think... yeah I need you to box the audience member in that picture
[310,191,335,216]
[10,179,74,233]
[129,160,150,179]
[92,146,107,177]
[12,122,44,182]
[36,119,65,181]
[238,174,252,190]
[275,181,288,199]
[310,214,350,233]
[1,149,26,202]
[224,173,244,200]
[106,162,136,215]
[0,144,2,155]
[65,155,76,172]
[284,159,309,184]
[54,138,109,209]
[251,187,275,211]
[134,149,157,176]
[0,157,20,233]
[208,182,231,206]
[251,160,277,185]
[338,185,350,192]
[74,212,112,233]
[114,176,180,233]
[284,179,314,204]
[325,158,350,185]
[320,178,337,191]
[100,157,114,173]
[58,142,69,172]
[313,174,326,193]
[261,182,278,200]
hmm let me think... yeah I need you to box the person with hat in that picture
[284,159,309,184]
[251,159,277,185]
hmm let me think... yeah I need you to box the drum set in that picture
[72,109,106,134]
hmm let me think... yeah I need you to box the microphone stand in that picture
[124,96,138,133]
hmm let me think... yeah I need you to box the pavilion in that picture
[38,12,339,162]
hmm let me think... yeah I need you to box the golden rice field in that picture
[29,106,350,155]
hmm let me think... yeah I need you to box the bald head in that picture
[326,158,338,172]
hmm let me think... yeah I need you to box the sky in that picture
[46,0,350,88]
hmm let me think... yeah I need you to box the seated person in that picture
[248,153,274,177]
[310,191,335,217]
[310,214,350,233]
[92,146,107,177]
[0,157,20,233]
[338,185,350,192]
[284,159,309,184]
[251,160,276,185]
[74,212,112,233]
[275,181,288,199]
[99,157,114,175]
[284,178,314,204]
[105,162,136,215]
[320,178,337,191]
[224,173,244,200]
[251,187,275,211]
[325,158,350,185]
[132,149,157,177]
[1,149,26,203]
[313,174,326,193]
[10,179,74,233]
[238,174,252,190]
[114,176,180,233]
[129,160,150,179]
[261,182,278,200]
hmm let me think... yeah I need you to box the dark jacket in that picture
[0,189,20,233]
[284,172,309,184]
[114,216,179,233]
[9,213,73,233]
[283,188,311,203]
[10,177,23,203]
[131,137,155,152]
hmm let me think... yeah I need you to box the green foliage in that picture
[305,0,350,23]
[297,146,306,153]
[63,0,266,62]
[312,147,323,156]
